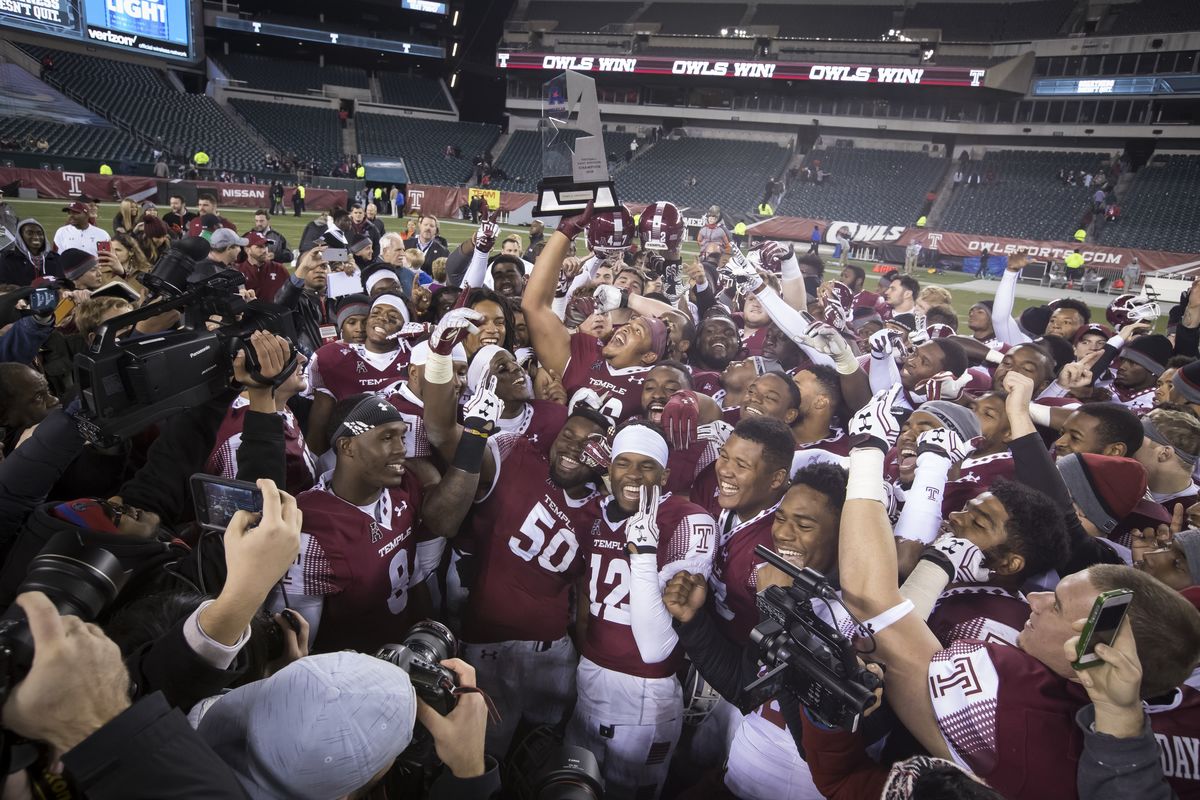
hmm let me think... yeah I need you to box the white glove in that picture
[920,370,972,402]
[719,245,763,293]
[916,427,982,464]
[592,284,627,315]
[472,216,500,252]
[462,374,504,434]
[806,323,859,375]
[924,534,992,584]
[430,308,482,355]
[569,387,604,415]
[848,385,904,451]
[626,484,662,553]
[868,328,902,359]
[697,420,734,448]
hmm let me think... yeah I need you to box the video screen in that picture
[201,481,263,529]
[0,0,197,62]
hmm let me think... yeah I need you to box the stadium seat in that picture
[1107,0,1200,35]
[751,4,899,39]
[1099,155,1200,254]
[524,1,643,32]
[218,53,368,94]
[637,3,748,35]
[778,147,944,227]
[488,129,636,193]
[229,100,343,173]
[355,115,501,185]
[375,72,453,111]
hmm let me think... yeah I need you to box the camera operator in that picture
[1,592,250,798]
[275,245,334,356]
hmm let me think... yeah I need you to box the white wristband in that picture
[780,253,802,283]
[856,599,915,637]
[984,348,1004,365]
[1028,403,1052,427]
[846,448,887,504]
[424,351,454,385]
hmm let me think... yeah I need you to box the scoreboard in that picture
[0,0,197,61]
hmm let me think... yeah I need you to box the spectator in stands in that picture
[52,202,109,257]
[0,219,60,285]
[252,210,292,264]
[404,215,449,272]
[187,194,234,237]
[162,194,196,236]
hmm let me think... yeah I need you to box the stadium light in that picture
[720,27,728,36]
[450,72,458,88]
[452,41,459,57]
[452,9,459,26]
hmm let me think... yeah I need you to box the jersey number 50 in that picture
[509,503,581,573]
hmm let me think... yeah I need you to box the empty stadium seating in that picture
[1100,155,1200,254]
[229,99,342,170]
[1108,0,1200,36]
[938,150,1108,241]
[355,115,500,185]
[613,137,790,211]
[487,129,636,193]
[752,4,899,39]
[376,72,452,111]
[219,53,368,94]
[903,0,1072,40]
[0,117,150,163]
[778,147,943,226]
[638,2,748,35]
[525,1,642,31]
[19,45,264,172]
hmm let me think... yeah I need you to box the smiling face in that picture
[489,349,531,404]
[742,373,797,424]
[366,303,405,349]
[697,317,739,369]
[20,225,44,254]
[1019,570,1102,680]
[610,448,667,514]
[640,364,688,423]
[491,261,524,298]
[899,341,946,390]
[741,293,769,327]
[602,317,656,368]
[715,433,785,513]
[549,415,605,489]
[894,410,945,483]
[771,484,839,574]
[467,299,507,354]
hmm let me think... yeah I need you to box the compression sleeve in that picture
[628,552,679,664]
[869,352,902,395]
[894,452,952,545]
[754,285,837,369]
[992,270,1031,345]
[462,247,489,290]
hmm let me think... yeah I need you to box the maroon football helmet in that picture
[1106,293,1160,328]
[820,280,855,330]
[637,201,684,254]
[586,205,636,254]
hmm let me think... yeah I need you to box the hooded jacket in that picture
[0,219,62,285]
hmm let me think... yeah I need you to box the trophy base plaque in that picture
[534,176,619,217]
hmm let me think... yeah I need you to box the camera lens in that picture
[535,746,604,800]
[403,620,457,664]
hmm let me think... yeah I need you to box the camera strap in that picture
[854,598,914,638]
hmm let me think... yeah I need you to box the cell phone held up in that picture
[97,240,111,255]
[1072,588,1133,670]
[190,474,264,532]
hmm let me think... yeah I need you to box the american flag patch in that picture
[645,741,671,765]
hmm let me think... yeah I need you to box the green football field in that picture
[5,198,1109,323]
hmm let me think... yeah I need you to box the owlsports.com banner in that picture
[496,51,988,88]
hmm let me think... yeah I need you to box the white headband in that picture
[371,293,410,325]
[365,269,400,294]
[612,424,669,468]
[409,340,466,366]
[467,344,505,393]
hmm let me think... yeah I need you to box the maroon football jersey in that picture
[235,260,289,303]
[941,452,1016,517]
[561,332,650,422]
[289,473,442,653]
[929,640,1089,799]
[706,500,781,643]
[690,370,724,398]
[1147,683,1200,799]
[741,325,769,357]
[206,395,316,495]
[666,440,719,496]
[383,383,433,459]
[580,494,716,679]
[927,585,1029,648]
[493,399,568,461]
[310,341,411,401]
[1112,384,1155,414]
[461,434,600,643]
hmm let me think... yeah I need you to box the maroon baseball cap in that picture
[245,231,269,247]
[62,201,89,214]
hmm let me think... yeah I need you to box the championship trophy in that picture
[534,70,619,216]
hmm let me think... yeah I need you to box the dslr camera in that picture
[73,238,299,442]
[741,545,880,731]
[375,620,460,715]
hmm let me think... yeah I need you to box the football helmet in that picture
[1106,291,1160,327]
[637,201,684,254]
[820,280,855,330]
[585,205,635,254]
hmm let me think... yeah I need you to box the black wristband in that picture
[452,426,490,473]
[920,549,956,583]
[619,289,630,309]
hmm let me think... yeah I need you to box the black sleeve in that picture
[275,233,293,266]
[427,757,502,800]
[1092,343,1120,383]
[1175,321,1199,359]
[674,603,762,710]
[273,276,303,308]
[234,409,286,487]
[119,390,239,523]
[61,692,251,799]
[124,618,246,712]
[1008,431,1123,572]
[446,246,470,289]
[0,409,84,542]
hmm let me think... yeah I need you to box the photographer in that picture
[275,245,333,356]
[1,592,250,799]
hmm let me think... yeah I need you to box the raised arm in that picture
[992,255,1032,345]
[522,208,593,376]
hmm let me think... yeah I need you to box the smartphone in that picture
[1071,588,1134,670]
[323,247,349,263]
[190,474,264,531]
[97,240,111,254]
